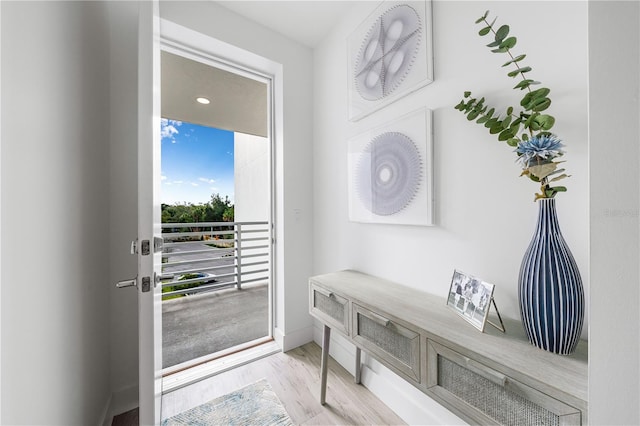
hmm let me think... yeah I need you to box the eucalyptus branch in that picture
[454,10,569,201]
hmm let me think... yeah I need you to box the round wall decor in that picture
[356,131,422,216]
[354,4,422,101]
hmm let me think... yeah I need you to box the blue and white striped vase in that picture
[518,198,585,355]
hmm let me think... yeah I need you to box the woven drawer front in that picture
[439,356,559,426]
[359,315,414,363]
[309,284,349,335]
[427,340,582,425]
[314,291,345,324]
[353,304,420,382]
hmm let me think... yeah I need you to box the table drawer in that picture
[426,340,582,425]
[352,303,420,383]
[309,283,349,335]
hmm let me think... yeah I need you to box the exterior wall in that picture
[0,2,112,424]
[312,1,590,423]
[234,133,270,223]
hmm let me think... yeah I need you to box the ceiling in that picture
[216,1,357,48]
[161,51,268,137]
[161,2,357,134]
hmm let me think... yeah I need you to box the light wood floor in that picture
[161,342,406,425]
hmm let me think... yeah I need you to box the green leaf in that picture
[495,25,509,41]
[479,26,491,36]
[464,91,471,97]
[491,47,509,53]
[506,106,513,115]
[501,115,512,128]
[485,108,495,118]
[552,186,567,192]
[522,96,550,111]
[475,10,489,24]
[486,40,501,48]
[498,129,513,141]
[467,110,480,120]
[476,116,489,124]
[508,66,532,77]
[530,87,551,99]
[507,138,520,147]
[534,114,555,130]
[499,36,517,49]
[530,120,541,131]
[485,117,499,129]
[502,54,526,67]
[520,92,533,107]
[513,79,540,90]
[532,98,551,112]
[489,123,503,134]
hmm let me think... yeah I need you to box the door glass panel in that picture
[159,50,271,373]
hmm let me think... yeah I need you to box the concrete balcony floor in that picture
[162,283,269,369]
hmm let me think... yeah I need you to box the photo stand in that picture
[486,298,506,333]
[447,269,505,333]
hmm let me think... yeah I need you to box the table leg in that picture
[320,325,331,405]
[355,347,361,384]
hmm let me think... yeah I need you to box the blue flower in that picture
[516,135,564,167]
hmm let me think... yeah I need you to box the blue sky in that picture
[161,118,234,205]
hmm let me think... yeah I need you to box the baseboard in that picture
[274,325,313,352]
[312,320,466,426]
[102,384,139,426]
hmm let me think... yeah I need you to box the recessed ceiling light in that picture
[196,97,211,105]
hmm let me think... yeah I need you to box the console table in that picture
[309,270,588,425]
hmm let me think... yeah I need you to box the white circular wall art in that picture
[356,132,423,216]
[354,4,422,101]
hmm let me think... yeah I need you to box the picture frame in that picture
[447,270,501,332]
[347,0,434,121]
[347,107,434,226]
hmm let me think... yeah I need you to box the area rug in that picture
[161,379,293,426]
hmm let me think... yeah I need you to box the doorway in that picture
[158,48,274,376]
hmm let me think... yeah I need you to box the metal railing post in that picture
[235,223,242,290]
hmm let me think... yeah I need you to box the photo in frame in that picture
[347,107,433,226]
[347,0,434,121]
[447,270,504,333]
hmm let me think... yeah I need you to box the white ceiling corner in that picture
[216,1,356,48]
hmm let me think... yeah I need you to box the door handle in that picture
[116,278,137,289]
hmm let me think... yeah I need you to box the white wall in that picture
[588,1,640,424]
[160,1,315,350]
[107,1,141,416]
[1,2,112,424]
[313,1,589,424]
[234,133,270,222]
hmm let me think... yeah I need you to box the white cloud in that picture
[198,177,216,185]
[161,175,167,181]
[191,182,199,187]
[160,118,183,142]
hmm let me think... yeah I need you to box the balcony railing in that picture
[160,221,270,299]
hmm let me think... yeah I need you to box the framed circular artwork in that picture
[348,1,433,121]
[348,108,433,226]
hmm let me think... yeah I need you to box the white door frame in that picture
[159,17,284,348]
